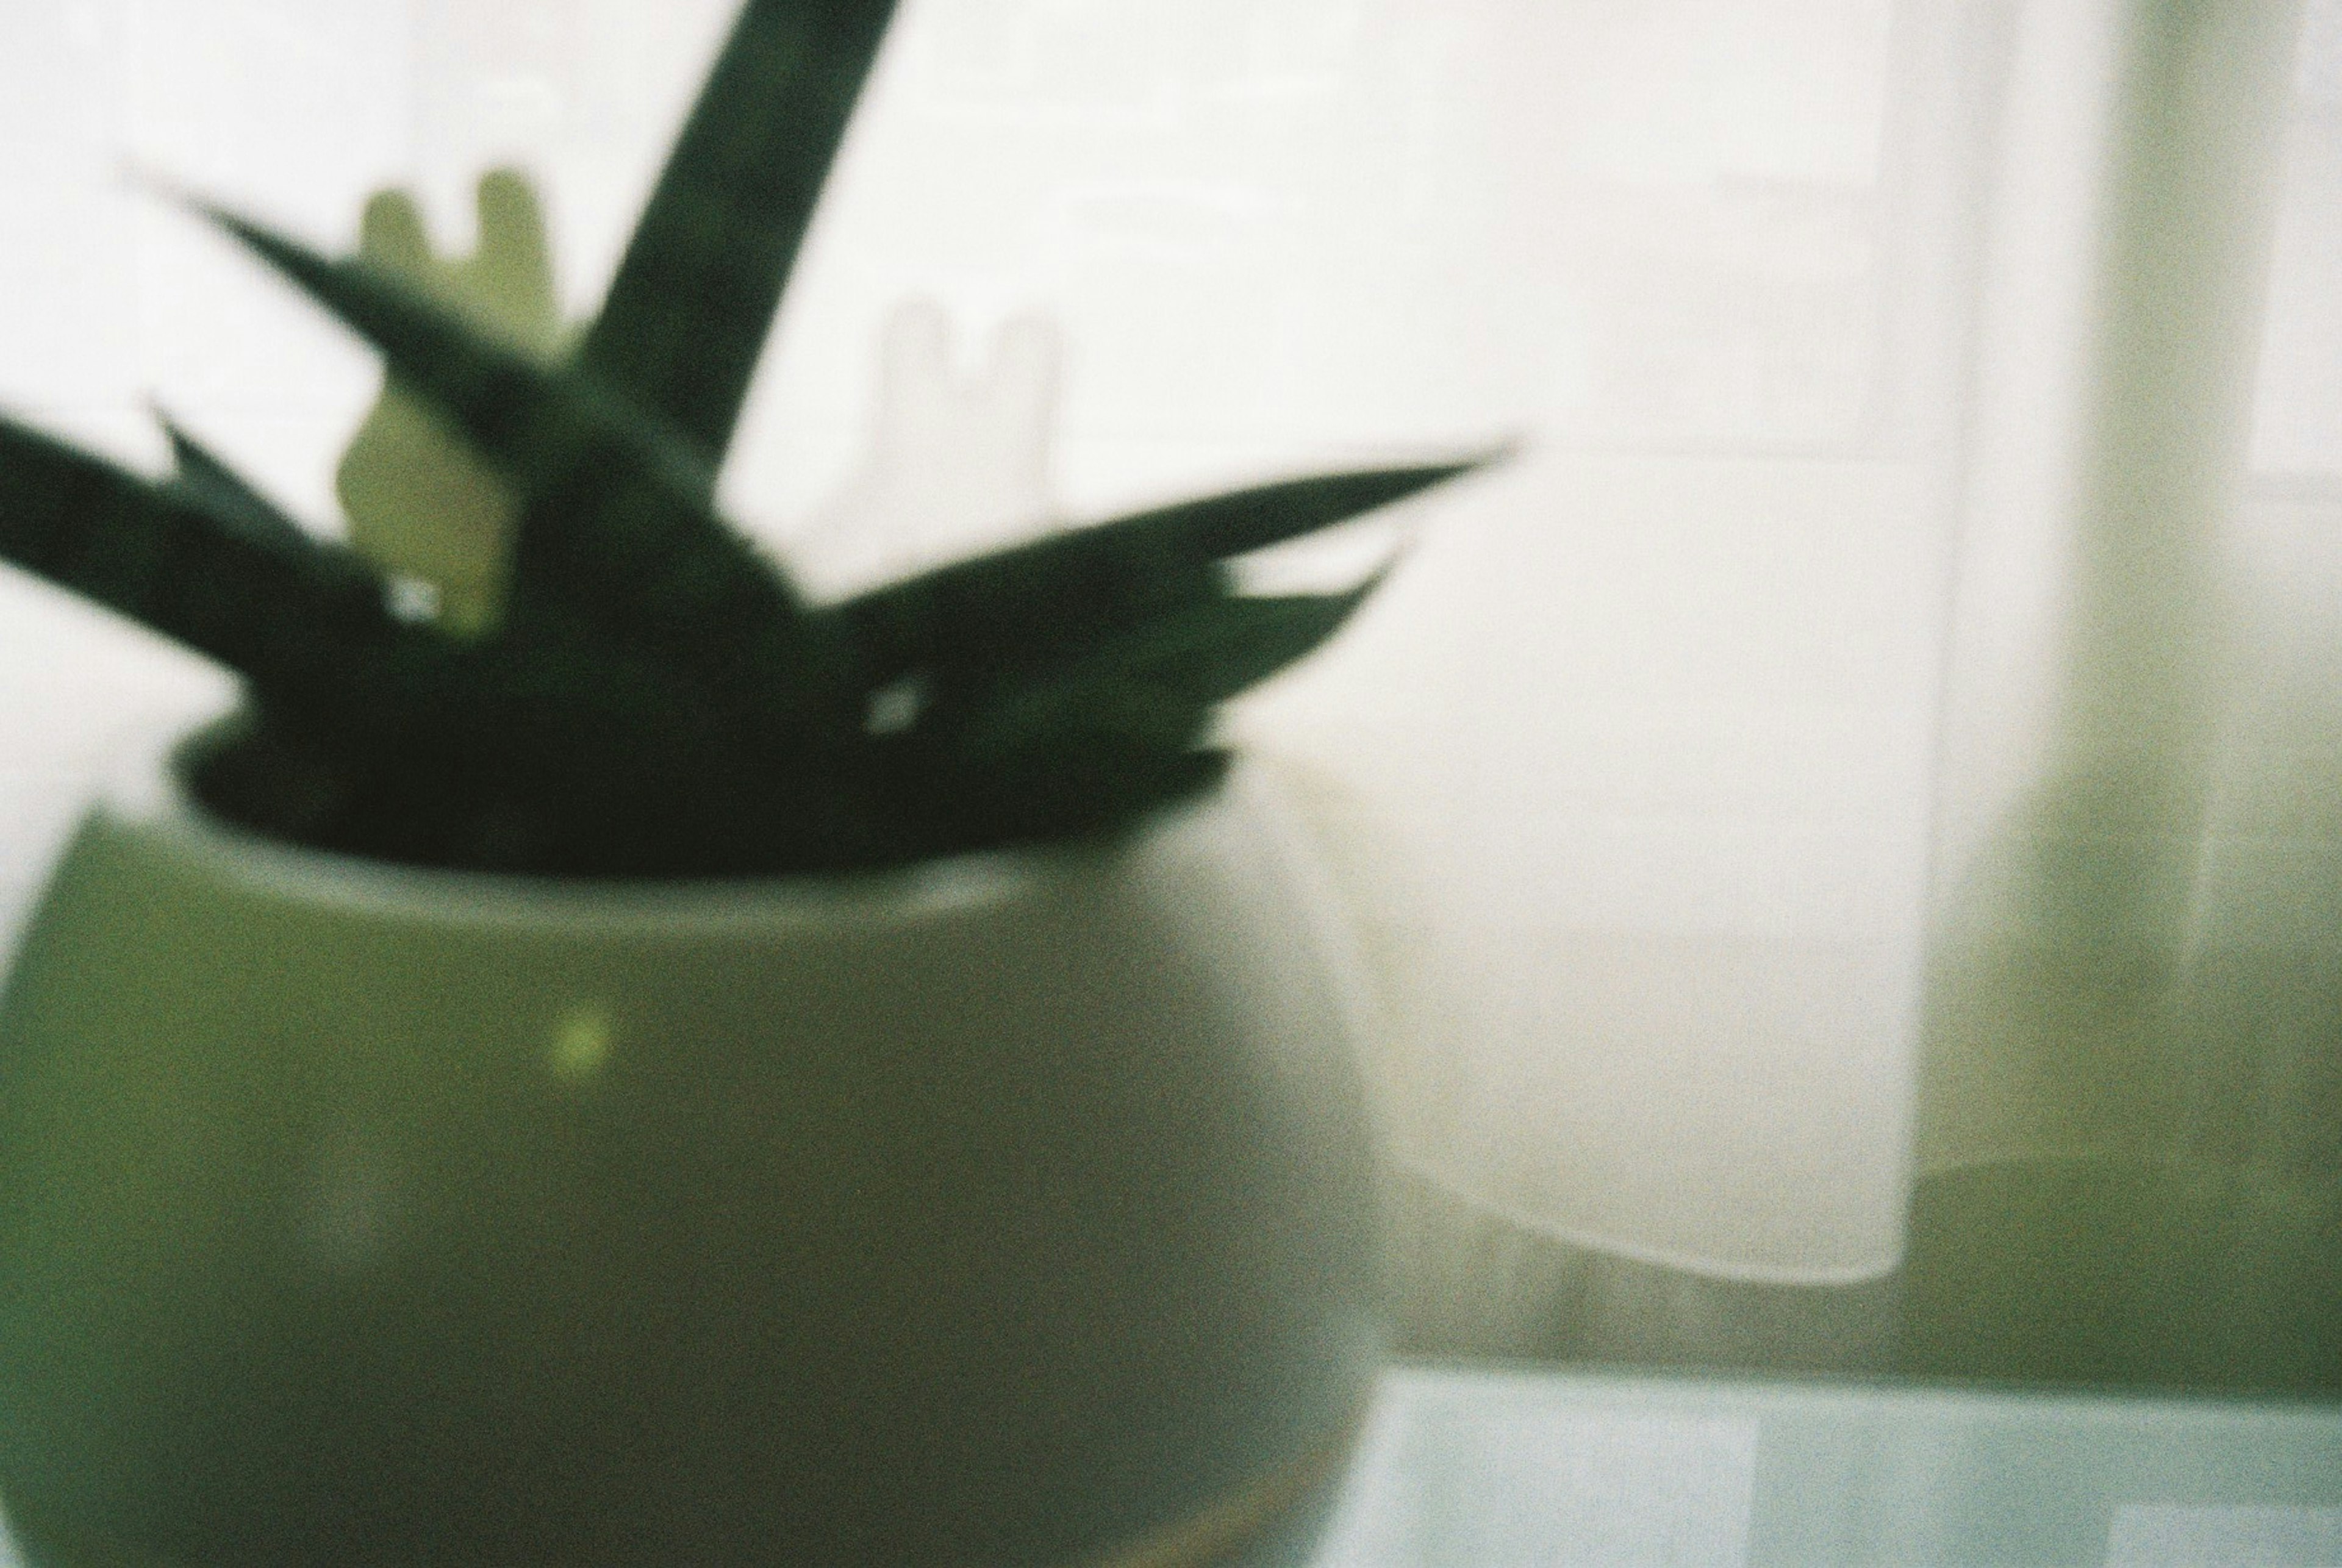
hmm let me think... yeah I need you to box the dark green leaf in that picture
[833,456,1492,684]
[1076,455,1502,560]
[184,629,866,877]
[928,729,1228,851]
[0,418,772,854]
[579,0,900,464]
[1084,575,1388,707]
[190,199,712,507]
[155,411,313,554]
[947,571,1389,768]
[186,199,850,725]
[0,413,398,692]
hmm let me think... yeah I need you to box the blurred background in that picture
[0,0,2334,1392]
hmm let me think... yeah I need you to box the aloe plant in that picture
[0,0,1490,879]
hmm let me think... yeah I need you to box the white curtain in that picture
[0,0,2334,1392]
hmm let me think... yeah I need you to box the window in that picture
[0,0,2332,1394]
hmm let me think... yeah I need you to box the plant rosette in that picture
[0,720,1383,1566]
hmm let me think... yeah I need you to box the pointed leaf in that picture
[188,199,848,720]
[948,571,1389,767]
[1079,454,1501,560]
[0,422,663,812]
[0,414,399,692]
[154,411,312,554]
[833,455,1491,683]
[1094,575,1389,707]
[193,198,714,507]
[578,0,900,463]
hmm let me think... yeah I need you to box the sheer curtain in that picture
[1908,0,2338,1391]
[0,0,2333,1392]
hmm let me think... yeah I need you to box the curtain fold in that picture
[1381,1165,1905,1376]
[1904,0,2338,1394]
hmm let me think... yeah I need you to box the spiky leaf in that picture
[896,575,1383,847]
[155,413,311,555]
[190,200,850,729]
[578,0,900,463]
[945,576,1387,765]
[833,456,1491,686]
[0,0,1505,880]
[0,415,395,693]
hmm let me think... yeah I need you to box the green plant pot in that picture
[0,727,1382,1566]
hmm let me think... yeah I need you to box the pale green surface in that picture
[335,169,571,637]
[1318,1365,2342,1567]
[0,764,1381,1565]
[1907,923,2340,1398]
[1900,1155,2341,1396]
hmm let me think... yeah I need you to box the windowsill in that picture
[1313,1362,2342,1566]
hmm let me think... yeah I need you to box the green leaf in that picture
[192,198,712,506]
[944,737,1230,848]
[948,573,1389,764]
[0,414,399,694]
[154,412,311,555]
[187,199,850,726]
[868,575,1387,856]
[1074,456,1501,560]
[183,621,859,877]
[832,455,1493,684]
[578,0,900,464]
[0,416,798,868]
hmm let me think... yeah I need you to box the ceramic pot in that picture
[0,727,1382,1566]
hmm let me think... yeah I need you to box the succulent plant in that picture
[0,0,1489,879]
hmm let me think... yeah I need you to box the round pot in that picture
[0,730,1383,1566]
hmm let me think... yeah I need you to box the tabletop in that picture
[0,1361,2329,1567]
[1308,1364,2342,1567]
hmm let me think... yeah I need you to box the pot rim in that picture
[75,709,1241,936]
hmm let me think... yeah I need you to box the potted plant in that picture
[0,1,1489,1563]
